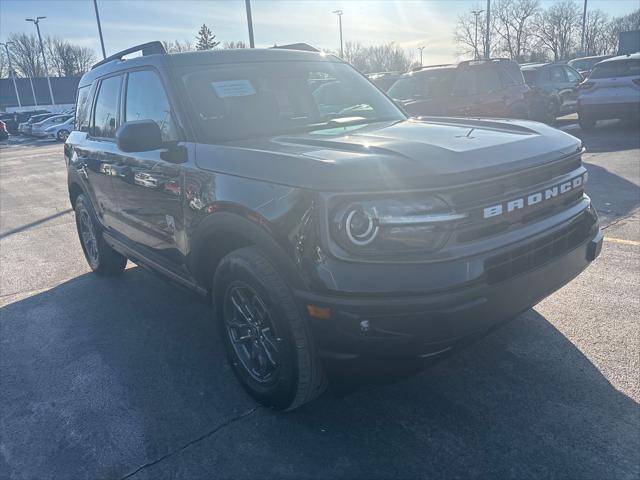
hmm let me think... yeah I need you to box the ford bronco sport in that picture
[66,42,602,410]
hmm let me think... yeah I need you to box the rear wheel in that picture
[214,246,327,410]
[578,112,597,131]
[74,194,127,275]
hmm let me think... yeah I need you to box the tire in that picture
[578,112,597,131]
[543,100,559,126]
[74,194,127,275]
[214,246,327,411]
[57,129,69,142]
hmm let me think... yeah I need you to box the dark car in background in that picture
[568,55,615,77]
[0,120,8,141]
[388,59,529,118]
[521,63,583,124]
[367,72,402,91]
[0,110,49,134]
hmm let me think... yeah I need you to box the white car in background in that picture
[577,53,640,130]
[31,114,73,138]
[44,116,74,142]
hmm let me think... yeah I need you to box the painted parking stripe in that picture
[605,237,640,246]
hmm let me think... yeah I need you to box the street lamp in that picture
[245,0,255,48]
[417,46,425,67]
[93,0,107,59]
[0,42,22,108]
[471,9,484,60]
[332,10,344,58]
[25,16,55,106]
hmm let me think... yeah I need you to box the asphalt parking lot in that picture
[1,121,638,480]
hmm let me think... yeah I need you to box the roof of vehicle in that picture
[596,52,640,64]
[81,41,342,87]
[568,54,614,63]
[520,63,548,70]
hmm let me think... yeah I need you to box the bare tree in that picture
[223,41,248,49]
[162,40,194,53]
[7,33,44,77]
[342,41,412,73]
[46,37,96,77]
[494,0,540,61]
[454,8,496,59]
[605,8,640,54]
[582,9,611,56]
[0,49,7,78]
[533,0,580,62]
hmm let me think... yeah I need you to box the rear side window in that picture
[92,75,122,138]
[590,59,640,79]
[75,85,92,132]
[476,68,502,93]
[499,62,525,86]
[452,69,476,96]
[124,70,177,141]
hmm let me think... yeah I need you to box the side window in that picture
[476,68,502,94]
[125,70,177,141]
[452,69,476,96]
[565,67,581,83]
[75,85,92,132]
[549,66,567,83]
[92,75,122,138]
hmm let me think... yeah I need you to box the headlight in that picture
[330,195,466,257]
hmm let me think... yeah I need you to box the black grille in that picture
[484,211,593,284]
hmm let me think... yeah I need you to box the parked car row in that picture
[374,53,639,129]
[0,108,75,142]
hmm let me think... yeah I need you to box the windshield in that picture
[181,60,405,142]
[388,70,453,101]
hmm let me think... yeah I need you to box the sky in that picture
[1,0,638,64]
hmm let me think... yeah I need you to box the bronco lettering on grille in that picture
[483,172,588,219]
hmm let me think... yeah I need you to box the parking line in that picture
[604,237,640,246]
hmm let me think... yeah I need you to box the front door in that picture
[109,68,186,269]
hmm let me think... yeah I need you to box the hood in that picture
[195,118,582,192]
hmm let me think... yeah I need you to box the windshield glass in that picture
[181,60,405,142]
[388,69,453,101]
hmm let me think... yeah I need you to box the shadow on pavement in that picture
[1,266,638,479]
[585,161,640,226]
[575,119,640,154]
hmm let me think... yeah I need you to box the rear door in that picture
[69,75,123,227]
[109,68,185,268]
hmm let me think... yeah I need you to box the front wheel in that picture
[578,112,597,131]
[57,129,69,142]
[74,194,127,275]
[214,247,327,410]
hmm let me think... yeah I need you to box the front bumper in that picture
[295,207,602,361]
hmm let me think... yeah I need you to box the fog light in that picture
[359,320,371,333]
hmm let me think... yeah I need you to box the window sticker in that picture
[211,80,256,98]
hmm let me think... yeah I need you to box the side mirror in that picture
[116,120,162,153]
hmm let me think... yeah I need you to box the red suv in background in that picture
[388,59,530,119]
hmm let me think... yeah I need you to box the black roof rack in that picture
[271,43,319,52]
[91,41,166,70]
[458,57,514,66]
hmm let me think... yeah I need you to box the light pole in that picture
[484,0,491,59]
[580,0,588,55]
[332,10,344,58]
[245,0,255,48]
[0,42,22,108]
[471,9,484,60]
[93,0,106,59]
[417,46,425,67]
[26,16,55,106]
